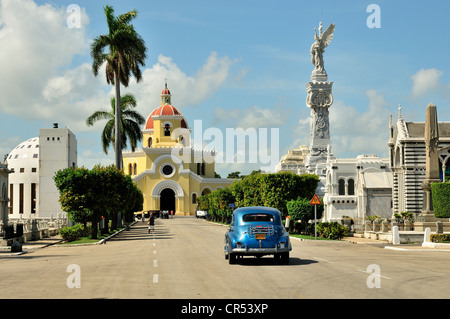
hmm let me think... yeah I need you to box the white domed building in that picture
[6,124,77,219]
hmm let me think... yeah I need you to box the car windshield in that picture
[242,213,275,223]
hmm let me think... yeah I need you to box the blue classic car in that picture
[224,206,292,264]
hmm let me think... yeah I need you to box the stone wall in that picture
[1,214,69,245]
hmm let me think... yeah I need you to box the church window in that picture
[348,179,355,195]
[128,163,132,175]
[201,163,205,176]
[338,179,345,195]
[162,165,173,176]
[133,163,137,175]
[192,193,197,204]
[148,137,152,148]
[164,124,171,136]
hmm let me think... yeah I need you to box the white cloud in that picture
[129,52,235,115]
[410,68,450,102]
[0,0,235,136]
[213,104,289,129]
[411,68,443,97]
[0,0,89,116]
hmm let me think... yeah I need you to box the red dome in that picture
[161,87,171,95]
[145,104,188,130]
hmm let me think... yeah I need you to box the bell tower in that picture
[161,82,171,105]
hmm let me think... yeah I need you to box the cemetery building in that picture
[6,124,77,219]
[275,145,309,174]
[122,83,233,215]
[323,154,392,224]
[388,106,450,216]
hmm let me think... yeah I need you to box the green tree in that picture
[54,165,143,239]
[91,5,147,169]
[227,171,241,179]
[287,197,323,233]
[86,93,145,154]
[229,172,319,216]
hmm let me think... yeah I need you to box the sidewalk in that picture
[0,235,64,256]
[343,235,450,251]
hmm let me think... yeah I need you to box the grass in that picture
[59,227,125,245]
[289,233,334,241]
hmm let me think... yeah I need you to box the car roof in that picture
[233,206,281,217]
[232,206,282,224]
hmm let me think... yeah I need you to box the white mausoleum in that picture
[6,124,77,219]
[323,154,392,224]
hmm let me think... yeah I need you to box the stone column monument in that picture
[421,103,441,214]
[415,103,448,230]
[304,22,335,195]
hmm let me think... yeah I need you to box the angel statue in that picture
[310,22,335,74]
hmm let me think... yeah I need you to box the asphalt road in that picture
[1,216,450,302]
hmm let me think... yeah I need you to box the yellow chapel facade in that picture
[122,83,234,215]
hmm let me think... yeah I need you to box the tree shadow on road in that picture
[109,222,173,242]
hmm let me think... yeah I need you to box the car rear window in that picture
[242,213,275,223]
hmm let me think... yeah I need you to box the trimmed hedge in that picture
[59,224,91,242]
[430,234,450,243]
[431,182,450,218]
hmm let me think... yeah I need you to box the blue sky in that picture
[1,0,449,176]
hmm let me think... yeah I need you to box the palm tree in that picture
[86,93,145,154]
[91,5,147,170]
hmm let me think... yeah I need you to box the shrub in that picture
[59,224,87,242]
[430,234,450,243]
[316,222,348,240]
[431,182,450,218]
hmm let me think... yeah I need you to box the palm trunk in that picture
[113,70,123,229]
[114,70,123,170]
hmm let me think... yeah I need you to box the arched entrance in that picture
[152,180,184,214]
[160,188,175,214]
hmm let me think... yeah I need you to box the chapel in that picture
[122,83,233,216]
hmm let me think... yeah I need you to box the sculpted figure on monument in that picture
[314,108,329,138]
[311,22,335,73]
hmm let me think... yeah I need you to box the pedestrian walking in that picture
[148,213,155,234]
